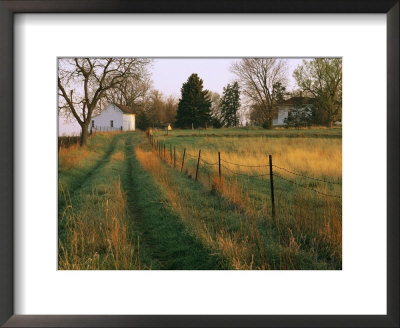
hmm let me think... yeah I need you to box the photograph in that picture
[58,57,342,270]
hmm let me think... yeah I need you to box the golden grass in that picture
[111,151,125,161]
[58,180,140,270]
[135,147,259,269]
[185,137,342,179]
[145,133,342,269]
[59,134,118,170]
[59,143,91,169]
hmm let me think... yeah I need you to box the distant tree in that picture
[146,89,165,127]
[175,73,212,128]
[231,58,288,129]
[163,95,178,125]
[136,111,151,130]
[58,58,151,145]
[271,82,287,105]
[208,91,223,128]
[293,59,342,127]
[144,90,177,127]
[249,103,268,126]
[220,82,241,127]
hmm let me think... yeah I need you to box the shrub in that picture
[284,106,313,128]
[262,120,273,129]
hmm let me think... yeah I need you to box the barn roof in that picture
[114,103,136,115]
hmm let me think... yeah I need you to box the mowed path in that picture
[121,133,227,269]
[59,132,226,270]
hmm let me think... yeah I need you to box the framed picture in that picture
[0,1,398,327]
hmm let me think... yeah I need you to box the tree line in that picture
[58,57,341,146]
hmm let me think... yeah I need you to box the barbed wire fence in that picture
[147,133,341,220]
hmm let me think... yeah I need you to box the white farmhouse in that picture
[91,103,135,132]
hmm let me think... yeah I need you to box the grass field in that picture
[58,127,342,270]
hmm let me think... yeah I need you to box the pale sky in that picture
[151,58,303,98]
[59,58,305,135]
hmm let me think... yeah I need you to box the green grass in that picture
[153,126,342,139]
[58,133,118,214]
[58,127,342,270]
[58,133,229,270]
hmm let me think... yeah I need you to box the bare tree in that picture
[231,58,288,128]
[105,67,152,110]
[58,58,151,145]
[208,91,222,120]
[145,89,164,127]
[144,90,177,127]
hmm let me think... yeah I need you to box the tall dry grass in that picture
[137,146,301,269]
[59,180,140,270]
[58,134,116,170]
[183,137,342,178]
[146,134,342,269]
[58,143,91,169]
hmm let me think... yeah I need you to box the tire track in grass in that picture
[58,134,119,214]
[122,135,168,269]
[123,134,228,269]
[58,135,123,245]
[59,135,146,269]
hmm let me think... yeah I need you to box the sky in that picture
[59,58,305,136]
[151,58,303,98]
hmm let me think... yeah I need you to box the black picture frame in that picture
[0,1,398,327]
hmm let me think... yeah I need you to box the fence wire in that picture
[221,158,270,168]
[221,164,270,178]
[148,137,342,204]
[273,165,341,185]
[273,173,341,199]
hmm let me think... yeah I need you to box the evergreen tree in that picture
[136,110,151,130]
[220,82,241,127]
[175,73,212,128]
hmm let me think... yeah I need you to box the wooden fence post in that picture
[174,147,176,168]
[170,144,172,162]
[218,151,221,180]
[181,148,186,172]
[269,154,276,219]
[195,150,201,181]
[163,144,166,159]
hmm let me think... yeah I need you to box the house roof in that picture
[114,103,136,115]
[281,97,316,105]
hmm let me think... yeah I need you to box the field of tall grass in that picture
[149,127,342,269]
[58,128,342,270]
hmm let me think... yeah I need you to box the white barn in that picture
[91,103,135,132]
